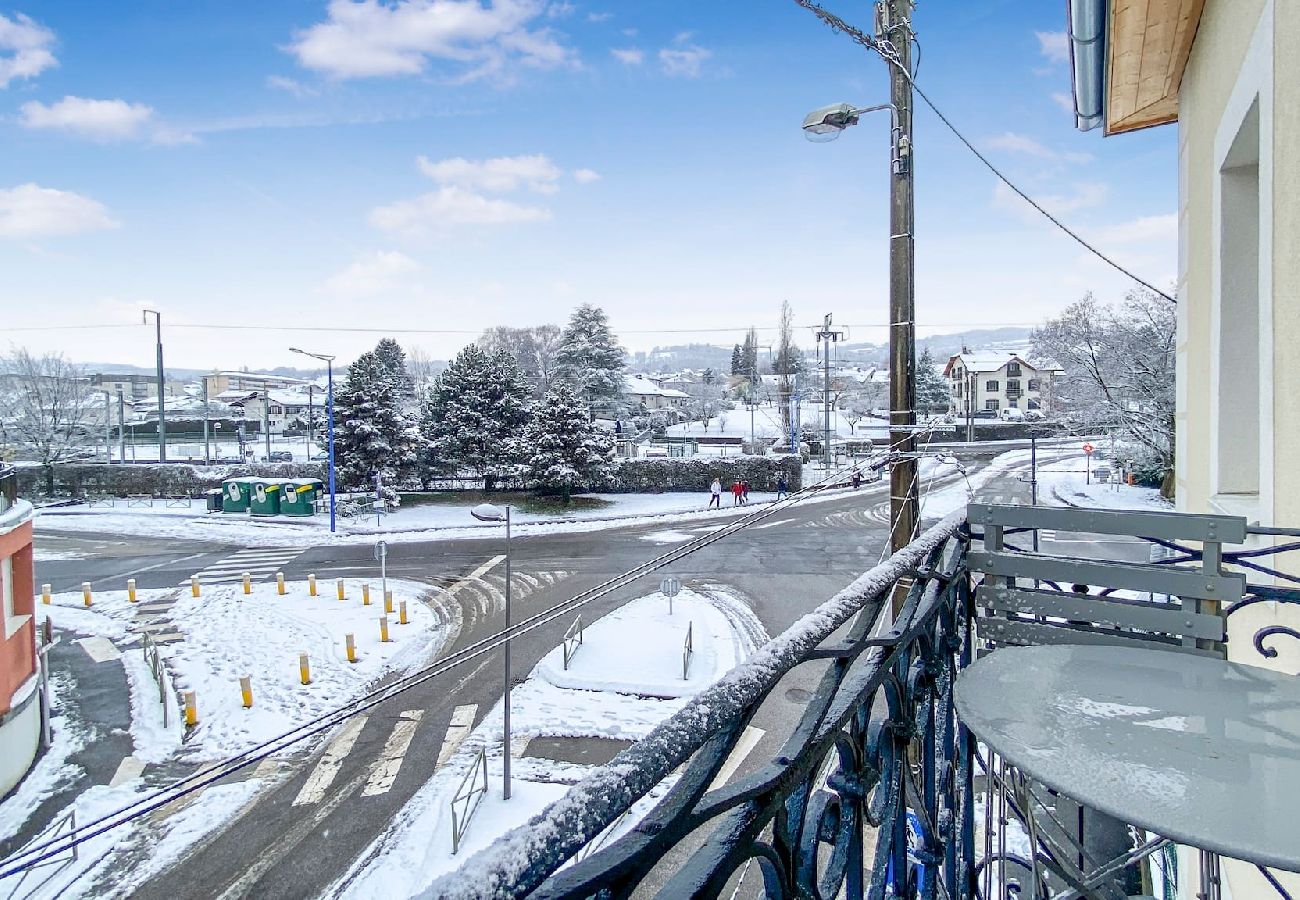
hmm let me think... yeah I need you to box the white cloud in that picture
[1052,91,1075,114]
[659,44,710,78]
[370,185,550,236]
[572,168,600,183]
[992,180,1107,222]
[20,96,156,142]
[321,250,420,296]
[985,131,1092,164]
[545,1,575,18]
[286,0,577,81]
[610,46,643,65]
[1035,30,1069,64]
[1091,213,1177,245]
[417,153,563,193]
[587,11,612,23]
[266,75,319,98]
[0,12,56,88]
[0,183,118,239]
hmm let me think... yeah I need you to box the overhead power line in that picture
[790,0,1177,305]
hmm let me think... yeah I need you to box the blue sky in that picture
[0,0,1176,370]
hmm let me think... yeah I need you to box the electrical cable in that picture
[0,434,935,878]
[789,0,1177,305]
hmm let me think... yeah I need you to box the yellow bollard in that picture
[384,590,394,614]
[362,583,371,606]
[379,616,391,643]
[183,690,198,728]
[127,578,137,603]
[242,572,251,595]
[240,676,253,709]
[399,601,409,626]
[308,574,317,597]
[191,575,201,598]
[41,583,51,605]
[277,572,286,595]
[345,633,357,663]
[82,582,92,607]
[336,578,345,601]
[299,652,311,685]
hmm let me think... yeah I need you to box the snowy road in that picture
[20,459,989,899]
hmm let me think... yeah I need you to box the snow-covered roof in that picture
[659,388,689,399]
[943,352,1048,377]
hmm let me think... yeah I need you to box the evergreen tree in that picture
[916,347,952,411]
[373,337,415,400]
[333,344,419,503]
[554,304,626,417]
[421,344,533,487]
[523,384,617,502]
[741,328,760,383]
[730,344,743,376]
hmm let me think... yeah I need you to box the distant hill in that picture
[838,326,1034,366]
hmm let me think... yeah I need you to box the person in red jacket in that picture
[731,480,744,506]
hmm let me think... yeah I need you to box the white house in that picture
[625,374,689,411]
[942,352,1056,416]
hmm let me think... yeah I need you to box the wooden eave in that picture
[1104,0,1206,135]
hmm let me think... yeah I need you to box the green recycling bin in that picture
[280,479,322,517]
[249,480,282,517]
[221,477,256,513]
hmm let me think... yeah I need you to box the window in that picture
[1,556,11,635]
[1027,379,1040,392]
[1007,362,1022,376]
[985,380,998,392]
[1027,399,1041,410]
[1006,380,1022,396]
[985,399,999,411]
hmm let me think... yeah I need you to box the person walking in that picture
[741,480,750,505]
[730,480,743,507]
[776,474,789,501]
[851,471,862,490]
[709,477,722,509]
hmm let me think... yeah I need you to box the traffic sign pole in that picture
[660,576,681,615]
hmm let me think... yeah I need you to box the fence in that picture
[681,622,693,680]
[562,615,584,670]
[141,632,170,729]
[450,747,490,855]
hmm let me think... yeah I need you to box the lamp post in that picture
[290,348,337,532]
[142,309,166,462]
[470,502,512,800]
[803,16,918,600]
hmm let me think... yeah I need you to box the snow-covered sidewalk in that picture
[333,587,764,898]
[1038,454,1171,512]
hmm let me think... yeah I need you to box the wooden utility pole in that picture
[884,0,918,590]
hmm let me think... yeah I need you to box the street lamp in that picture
[290,347,337,533]
[801,102,894,142]
[142,309,165,462]
[470,502,513,800]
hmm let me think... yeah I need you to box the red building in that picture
[0,466,39,796]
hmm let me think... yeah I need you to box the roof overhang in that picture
[1068,0,1206,135]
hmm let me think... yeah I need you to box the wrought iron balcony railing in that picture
[427,502,1300,900]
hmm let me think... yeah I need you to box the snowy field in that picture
[1038,454,1171,511]
[0,579,444,898]
[662,401,891,442]
[334,588,764,898]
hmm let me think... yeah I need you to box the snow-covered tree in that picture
[1032,289,1176,491]
[374,337,415,400]
[421,344,533,488]
[479,324,562,398]
[916,348,951,412]
[333,343,419,502]
[730,344,743,376]
[0,349,95,493]
[553,304,626,417]
[842,380,887,433]
[523,384,616,502]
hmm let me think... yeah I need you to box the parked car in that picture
[972,410,998,420]
[1094,465,1112,483]
[1000,408,1025,421]
[266,450,294,462]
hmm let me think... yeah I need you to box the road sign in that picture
[660,577,681,598]
[374,540,388,561]
[1082,442,1094,455]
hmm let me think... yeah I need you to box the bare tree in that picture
[1032,289,1176,491]
[775,300,796,448]
[479,324,563,397]
[842,380,888,433]
[405,347,442,400]
[0,349,95,493]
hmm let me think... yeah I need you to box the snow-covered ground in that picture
[662,401,891,442]
[39,579,444,760]
[88,436,324,464]
[333,587,764,898]
[1038,454,1171,511]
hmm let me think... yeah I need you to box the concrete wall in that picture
[0,684,40,798]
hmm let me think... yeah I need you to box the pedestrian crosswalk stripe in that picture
[185,548,305,586]
[76,636,121,663]
[294,715,369,806]
[362,710,424,797]
[436,705,478,769]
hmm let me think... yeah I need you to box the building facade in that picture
[0,466,39,797]
[942,352,1055,416]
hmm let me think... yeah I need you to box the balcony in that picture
[438,504,1300,899]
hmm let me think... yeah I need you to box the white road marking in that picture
[361,709,424,797]
[436,704,478,769]
[75,636,121,663]
[251,756,282,781]
[708,726,765,791]
[109,755,144,787]
[293,715,369,806]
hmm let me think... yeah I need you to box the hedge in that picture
[16,462,326,499]
[590,455,802,493]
